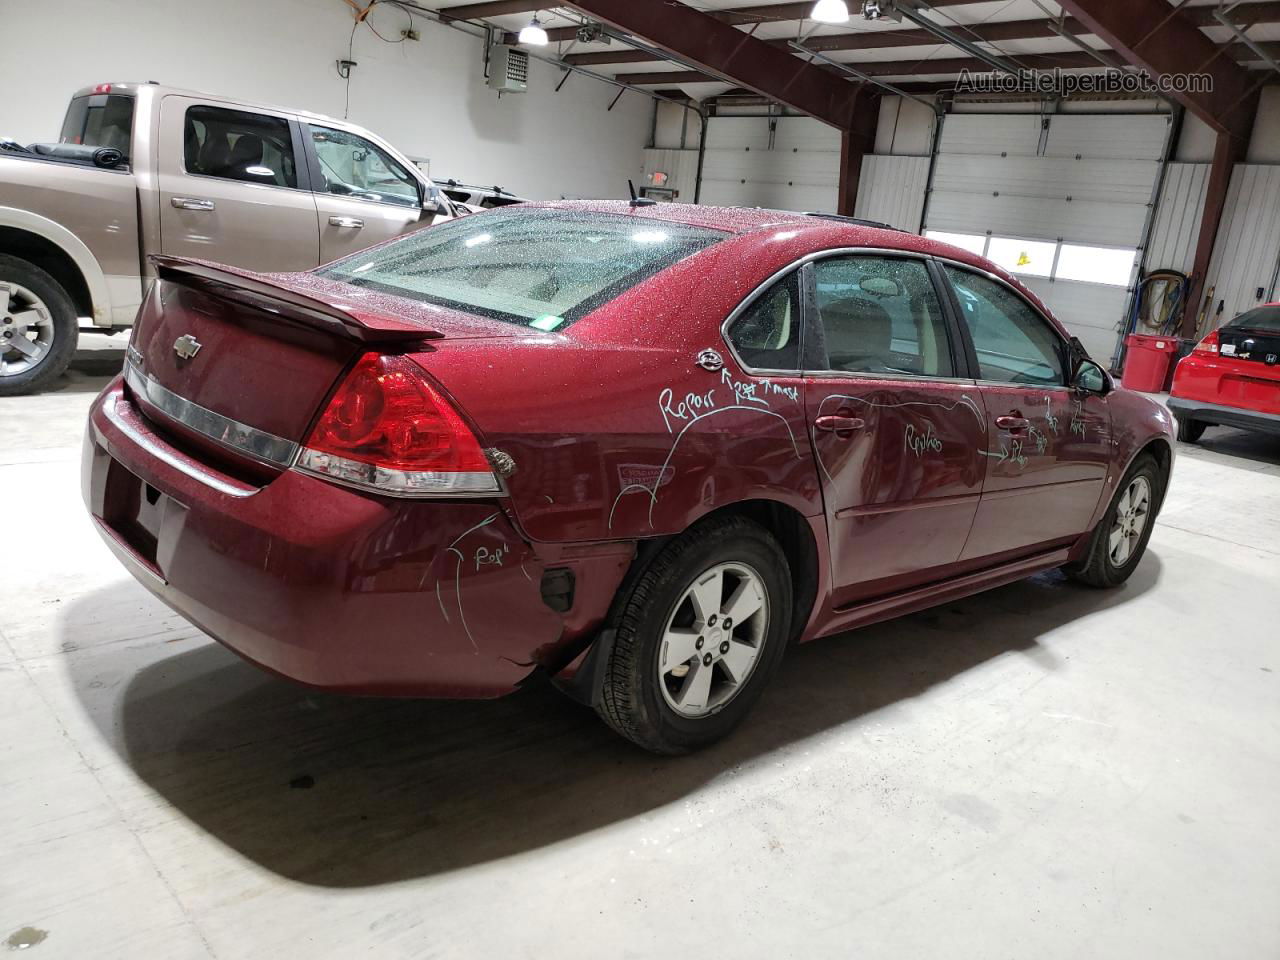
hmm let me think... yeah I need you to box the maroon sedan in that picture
[84,202,1175,753]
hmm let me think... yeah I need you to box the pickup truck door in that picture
[156,96,319,272]
[303,123,440,264]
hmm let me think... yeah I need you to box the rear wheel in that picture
[1064,454,1162,588]
[0,254,78,396]
[597,516,792,754]
[1176,415,1205,444]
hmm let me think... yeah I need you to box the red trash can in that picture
[1121,334,1179,392]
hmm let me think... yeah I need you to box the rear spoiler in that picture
[149,255,444,346]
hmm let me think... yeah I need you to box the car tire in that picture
[597,515,792,754]
[1175,415,1205,444]
[1063,454,1163,589]
[0,254,79,397]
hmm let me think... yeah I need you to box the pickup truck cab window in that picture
[308,125,419,208]
[183,105,297,188]
[59,93,134,160]
[813,255,954,377]
[943,266,1065,386]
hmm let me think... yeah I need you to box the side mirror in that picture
[1073,358,1111,395]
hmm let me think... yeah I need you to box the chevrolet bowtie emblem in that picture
[173,334,202,361]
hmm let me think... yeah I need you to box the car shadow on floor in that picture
[64,555,1161,888]
[1185,426,1280,468]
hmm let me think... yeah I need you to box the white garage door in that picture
[697,116,840,213]
[925,113,1173,362]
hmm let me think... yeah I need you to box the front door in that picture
[803,254,988,607]
[939,265,1112,560]
[156,97,319,272]
[305,124,438,264]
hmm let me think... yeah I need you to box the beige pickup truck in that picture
[0,82,457,394]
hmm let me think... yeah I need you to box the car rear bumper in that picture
[1166,395,1280,436]
[83,378,597,698]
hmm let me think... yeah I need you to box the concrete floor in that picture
[3,336,1279,959]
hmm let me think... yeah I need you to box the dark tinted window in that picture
[945,267,1064,385]
[60,94,134,158]
[728,273,801,370]
[309,125,419,207]
[814,256,953,377]
[1226,305,1280,332]
[319,209,725,328]
[184,106,297,188]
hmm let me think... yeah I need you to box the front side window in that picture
[813,256,953,377]
[318,209,726,328]
[310,126,419,207]
[60,94,135,158]
[727,272,800,370]
[184,106,297,188]
[945,267,1065,386]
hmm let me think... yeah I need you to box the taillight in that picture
[1192,330,1220,354]
[297,353,499,496]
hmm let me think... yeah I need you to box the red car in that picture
[83,202,1175,753]
[1169,304,1280,442]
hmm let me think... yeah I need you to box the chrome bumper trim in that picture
[124,359,299,468]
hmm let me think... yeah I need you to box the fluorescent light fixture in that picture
[519,16,549,45]
[811,0,850,23]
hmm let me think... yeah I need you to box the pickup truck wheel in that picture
[0,254,79,396]
[596,516,792,754]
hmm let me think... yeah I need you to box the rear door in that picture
[156,96,319,272]
[304,124,437,263]
[799,252,988,606]
[939,264,1111,560]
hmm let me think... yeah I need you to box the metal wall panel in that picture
[1145,162,1209,275]
[927,192,1149,246]
[1020,276,1130,363]
[853,155,930,232]
[698,116,839,212]
[1204,164,1280,325]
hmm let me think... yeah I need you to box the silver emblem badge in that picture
[695,348,724,372]
[1267,353,1278,365]
[173,334,202,361]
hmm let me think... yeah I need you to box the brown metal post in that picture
[1182,127,1253,337]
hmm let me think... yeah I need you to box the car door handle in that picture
[328,216,365,228]
[814,415,865,437]
[995,415,1029,432]
[171,197,215,211]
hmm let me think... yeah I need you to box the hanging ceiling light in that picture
[810,0,851,23]
[519,15,550,45]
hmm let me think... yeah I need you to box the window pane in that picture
[945,266,1064,386]
[925,230,986,257]
[1055,244,1137,286]
[814,256,953,377]
[60,94,134,158]
[986,236,1056,279]
[318,210,725,328]
[184,106,297,188]
[728,273,800,370]
[310,126,420,208]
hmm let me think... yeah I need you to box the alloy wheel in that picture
[1109,475,1152,567]
[658,561,769,718]
[0,282,56,378]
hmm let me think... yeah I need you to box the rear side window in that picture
[814,256,953,377]
[60,94,134,158]
[728,273,801,370]
[309,125,419,207]
[945,267,1064,386]
[319,209,725,329]
[184,106,297,188]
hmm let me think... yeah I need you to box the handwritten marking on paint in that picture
[474,544,510,572]
[755,376,800,403]
[980,439,1027,468]
[658,387,718,433]
[1028,424,1049,455]
[904,421,943,458]
[1043,396,1060,435]
[1070,399,1087,439]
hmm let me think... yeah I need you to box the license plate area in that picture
[102,458,166,569]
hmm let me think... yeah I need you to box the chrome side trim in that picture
[124,359,299,468]
[103,392,256,498]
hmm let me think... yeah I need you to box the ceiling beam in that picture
[437,0,541,18]
[560,0,867,128]
[1056,0,1260,138]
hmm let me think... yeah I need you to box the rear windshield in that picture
[1225,305,1280,333]
[60,94,134,159]
[318,209,725,329]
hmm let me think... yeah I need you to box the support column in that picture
[1182,127,1252,337]
[837,89,881,217]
